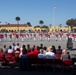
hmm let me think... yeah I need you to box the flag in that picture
[54,6,56,9]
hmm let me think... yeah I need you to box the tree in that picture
[49,24,52,28]
[41,25,49,28]
[34,25,40,28]
[59,24,62,28]
[27,22,32,26]
[39,20,44,27]
[15,16,20,31]
[66,18,76,31]
[39,20,44,31]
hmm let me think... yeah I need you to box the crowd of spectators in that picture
[0,43,73,71]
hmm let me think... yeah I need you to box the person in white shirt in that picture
[38,49,46,59]
[14,43,20,50]
[45,47,56,59]
[8,46,13,53]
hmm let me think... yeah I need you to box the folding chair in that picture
[37,58,46,70]
[62,59,73,71]
[45,59,54,71]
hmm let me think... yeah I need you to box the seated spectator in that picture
[11,43,15,51]
[19,45,29,70]
[57,46,62,51]
[8,46,13,53]
[61,49,70,60]
[3,45,8,55]
[20,44,24,54]
[46,47,56,59]
[26,44,31,52]
[52,45,56,54]
[14,43,20,50]
[0,48,5,57]
[34,46,40,55]
[43,46,48,53]
[38,49,46,59]
[28,50,37,58]
[39,43,44,49]
[14,48,20,53]
[19,45,27,58]
[0,48,7,62]
[31,45,36,51]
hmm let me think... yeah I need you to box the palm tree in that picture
[15,16,20,31]
[27,22,32,26]
[39,20,44,31]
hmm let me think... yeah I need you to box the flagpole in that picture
[53,7,55,26]
[53,6,56,31]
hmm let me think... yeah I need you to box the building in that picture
[0,24,34,31]
[0,24,75,32]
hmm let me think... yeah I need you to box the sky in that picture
[0,0,76,26]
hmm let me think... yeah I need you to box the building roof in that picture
[0,24,28,27]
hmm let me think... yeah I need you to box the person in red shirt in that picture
[55,33,58,41]
[34,46,40,55]
[33,33,36,41]
[0,48,5,62]
[30,33,32,39]
[71,34,75,41]
[39,33,43,41]
[45,32,48,40]
[24,33,26,39]
[9,34,12,42]
[4,33,7,41]
[59,33,63,41]
[47,34,50,42]
[66,33,70,40]
[28,51,37,58]
[21,34,24,41]
[16,34,19,41]
[74,34,76,41]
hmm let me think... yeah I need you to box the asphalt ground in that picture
[0,33,76,55]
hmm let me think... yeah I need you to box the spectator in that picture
[19,45,29,71]
[61,49,70,60]
[34,46,40,55]
[3,45,8,54]
[52,45,56,54]
[31,45,36,51]
[19,45,26,57]
[46,46,56,59]
[39,43,44,49]
[38,49,46,59]
[14,43,20,50]
[43,46,48,53]
[8,46,13,53]
[26,44,31,52]
[0,48,5,57]
[11,43,15,51]
[57,46,62,51]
